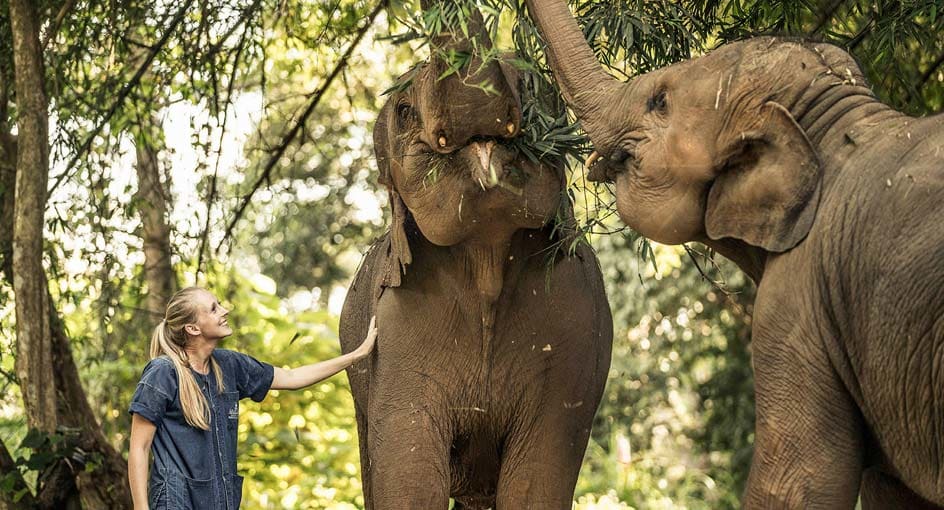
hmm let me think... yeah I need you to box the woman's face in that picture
[189,290,232,341]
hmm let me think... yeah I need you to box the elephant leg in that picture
[366,408,451,510]
[494,414,591,509]
[860,468,943,510]
[744,327,865,509]
[353,411,374,510]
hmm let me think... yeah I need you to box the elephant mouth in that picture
[466,139,529,193]
[404,139,531,195]
[585,153,631,184]
[585,138,643,184]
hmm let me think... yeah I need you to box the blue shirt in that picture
[129,349,274,510]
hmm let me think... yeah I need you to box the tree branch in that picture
[47,0,194,197]
[807,0,846,37]
[215,0,388,254]
[846,16,874,52]
[196,0,263,275]
[41,0,76,49]
[917,48,944,93]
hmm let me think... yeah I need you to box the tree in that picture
[131,104,177,320]
[218,0,395,298]
[0,94,34,510]
[9,0,54,437]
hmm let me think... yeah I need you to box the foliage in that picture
[2,428,104,482]
[571,0,720,75]
[717,0,944,115]
[223,0,403,297]
[206,266,365,509]
[574,233,755,509]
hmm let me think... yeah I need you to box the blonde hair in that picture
[150,286,226,430]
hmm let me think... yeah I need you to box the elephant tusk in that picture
[506,122,515,135]
[438,135,447,147]
[584,151,600,169]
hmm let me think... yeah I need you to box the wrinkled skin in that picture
[526,0,944,508]
[338,16,612,509]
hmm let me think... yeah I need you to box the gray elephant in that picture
[524,0,944,508]
[338,7,612,509]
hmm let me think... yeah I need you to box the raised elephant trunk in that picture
[416,0,522,153]
[421,0,491,54]
[524,0,623,146]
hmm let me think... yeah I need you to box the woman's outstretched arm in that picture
[271,316,377,391]
[128,413,156,510]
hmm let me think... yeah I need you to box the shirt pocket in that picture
[148,479,167,510]
[168,471,214,510]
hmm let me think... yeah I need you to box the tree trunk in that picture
[5,3,132,506]
[0,131,14,276]
[48,306,132,509]
[9,0,56,434]
[133,112,176,320]
[1,33,44,510]
[0,135,32,510]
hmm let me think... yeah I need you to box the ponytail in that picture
[151,287,226,430]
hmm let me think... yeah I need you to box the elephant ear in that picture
[381,189,413,288]
[373,104,413,289]
[705,101,822,253]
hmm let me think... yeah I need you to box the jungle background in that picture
[0,0,941,508]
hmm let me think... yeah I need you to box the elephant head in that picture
[525,0,870,254]
[374,3,564,287]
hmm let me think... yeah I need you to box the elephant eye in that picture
[396,102,414,124]
[647,90,667,114]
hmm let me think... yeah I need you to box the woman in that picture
[127,286,377,510]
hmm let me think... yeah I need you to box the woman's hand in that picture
[271,316,379,390]
[353,316,378,361]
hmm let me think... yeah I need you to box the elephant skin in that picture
[338,10,613,509]
[525,0,944,508]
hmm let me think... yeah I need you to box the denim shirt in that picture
[129,349,274,510]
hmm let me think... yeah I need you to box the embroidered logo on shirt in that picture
[228,402,238,420]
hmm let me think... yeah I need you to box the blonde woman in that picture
[127,287,377,510]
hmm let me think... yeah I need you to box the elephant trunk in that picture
[421,0,492,54]
[524,0,623,148]
[420,1,521,153]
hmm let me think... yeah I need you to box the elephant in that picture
[524,0,944,508]
[337,6,612,509]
